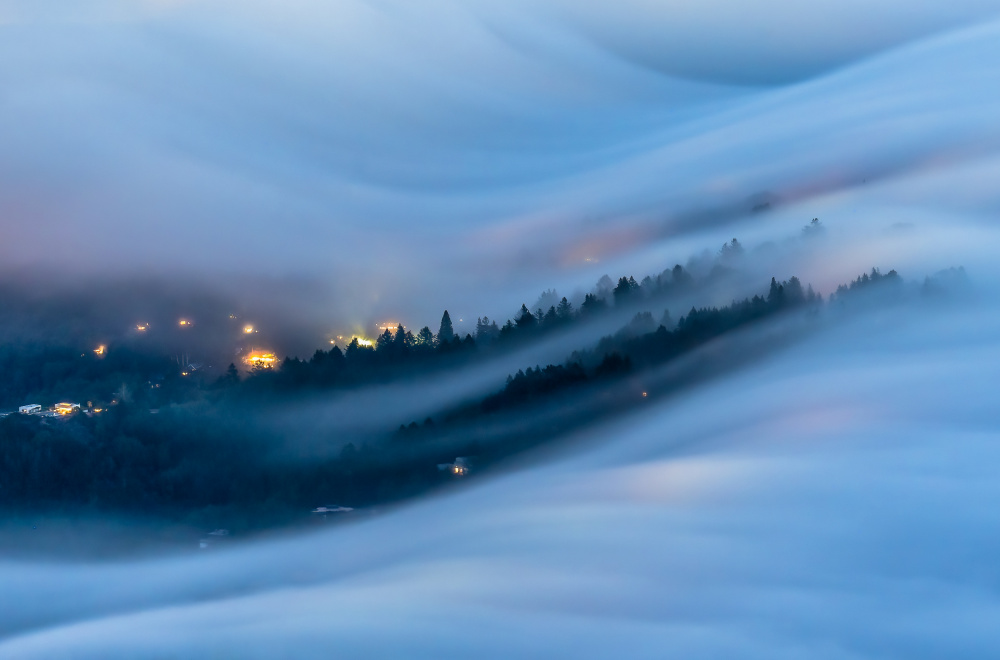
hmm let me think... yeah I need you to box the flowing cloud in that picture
[2,0,1000,327]
[3,2,1000,656]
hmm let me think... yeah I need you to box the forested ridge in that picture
[0,262,916,531]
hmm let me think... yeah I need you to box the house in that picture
[437,457,471,476]
[53,403,81,415]
[18,404,42,414]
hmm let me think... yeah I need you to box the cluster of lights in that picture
[179,319,192,327]
[136,323,149,332]
[243,325,255,334]
[94,345,106,356]
[244,352,277,367]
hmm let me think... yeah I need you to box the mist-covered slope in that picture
[3,3,1000,658]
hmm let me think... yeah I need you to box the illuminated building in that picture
[376,322,405,334]
[244,352,278,368]
[94,345,106,356]
[136,323,149,332]
[437,457,471,476]
[54,403,81,415]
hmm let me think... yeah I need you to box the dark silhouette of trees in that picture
[474,273,824,418]
[613,276,640,306]
[437,311,455,345]
[375,328,393,354]
[0,265,919,532]
[556,297,573,322]
[476,317,500,344]
[581,293,607,317]
[515,304,537,331]
[221,363,240,386]
[416,326,435,349]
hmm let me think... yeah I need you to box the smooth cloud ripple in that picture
[2,1,1000,657]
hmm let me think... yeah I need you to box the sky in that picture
[3,1,1000,656]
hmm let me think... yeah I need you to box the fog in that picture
[2,279,998,657]
[3,0,1000,324]
[4,1,1000,657]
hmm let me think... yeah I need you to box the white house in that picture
[18,404,42,414]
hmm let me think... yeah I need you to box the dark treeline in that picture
[394,268,910,473]
[0,237,753,408]
[0,403,443,530]
[477,269,903,415]
[0,342,201,410]
[236,259,715,397]
[429,274,820,418]
[0,264,913,532]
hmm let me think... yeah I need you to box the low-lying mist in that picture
[3,1,1000,657]
[1,268,996,658]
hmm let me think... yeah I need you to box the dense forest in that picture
[0,260,924,533]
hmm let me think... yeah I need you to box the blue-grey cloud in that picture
[3,4,1000,656]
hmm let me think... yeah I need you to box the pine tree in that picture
[345,337,362,363]
[581,293,607,316]
[392,323,410,355]
[416,326,435,347]
[375,328,393,353]
[556,297,573,322]
[515,304,536,330]
[222,363,240,386]
[476,316,500,344]
[768,277,784,305]
[437,311,455,344]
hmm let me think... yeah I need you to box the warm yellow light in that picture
[179,319,191,326]
[244,352,278,368]
[243,325,254,334]
[136,323,148,332]
[356,338,373,347]
[94,345,106,355]
[642,391,648,397]
[181,371,189,376]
